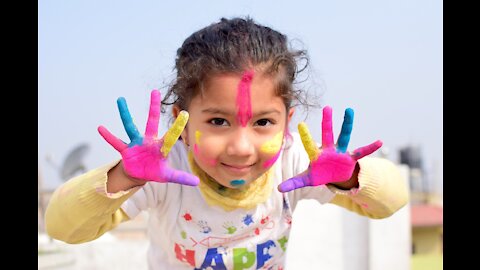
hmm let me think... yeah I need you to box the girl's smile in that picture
[221,162,255,176]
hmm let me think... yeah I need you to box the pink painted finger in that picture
[352,140,383,160]
[98,125,127,152]
[145,90,161,138]
[159,166,200,186]
[322,106,334,148]
[278,174,310,193]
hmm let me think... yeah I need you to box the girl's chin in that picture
[217,179,250,189]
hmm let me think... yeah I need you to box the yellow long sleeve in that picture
[45,160,141,244]
[328,157,409,219]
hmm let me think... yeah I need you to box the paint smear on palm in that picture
[261,131,283,168]
[193,130,217,166]
[236,70,254,127]
[299,121,354,186]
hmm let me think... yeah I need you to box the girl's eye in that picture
[209,118,229,126]
[255,119,273,127]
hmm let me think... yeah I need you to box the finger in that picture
[322,106,334,148]
[159,166,200,186]
[336,108,354,153]
[145,90,161,139]
[160,110,189,157]
[278,174,310,193]
[352,140,383,160]
[98,125,128,152]
[298,122,319,161]
[117,97,142,144]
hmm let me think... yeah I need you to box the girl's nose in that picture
[226,129,255,157]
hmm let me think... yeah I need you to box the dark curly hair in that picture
[161,16,315,116]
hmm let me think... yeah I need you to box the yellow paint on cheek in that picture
[260,132,283,154]
[195,130,202,145]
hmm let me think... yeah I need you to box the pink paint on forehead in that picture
[236,70,254,127]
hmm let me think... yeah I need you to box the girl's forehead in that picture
[192,88,285,115]
[188,70,286,114]
[200,72,275,96]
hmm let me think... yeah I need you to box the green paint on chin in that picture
[230,179,246,186]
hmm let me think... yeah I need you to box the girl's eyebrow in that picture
[202,108,281,116]
[202,108,234,115]
[256,109,281,117]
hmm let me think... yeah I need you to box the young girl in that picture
[45,17,408,269]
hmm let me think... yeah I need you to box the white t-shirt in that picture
[121,132,335,270]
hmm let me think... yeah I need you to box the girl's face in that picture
[174,71,294,189]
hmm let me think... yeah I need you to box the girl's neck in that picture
[188,152,274,211]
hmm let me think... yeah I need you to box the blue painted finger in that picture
[337,108,354,153]
[117,97,143,146]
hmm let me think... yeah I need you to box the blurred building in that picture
[398,145,443,269]
[287,163,412,270]
[411,204,443,254]
[400,146,426,202]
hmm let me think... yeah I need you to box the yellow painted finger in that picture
[298,122,319,161]
[161,110,189,157]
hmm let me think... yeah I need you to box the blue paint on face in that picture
[230,179,246,186]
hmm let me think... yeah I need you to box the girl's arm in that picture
[46,90,199,243]
[327,157,408,219]
[279,106,408,218]
[45,160,138,244]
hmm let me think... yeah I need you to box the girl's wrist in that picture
[107,161,146,193]
[331,163,360,190]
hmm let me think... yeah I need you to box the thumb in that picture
[278,170,310,193]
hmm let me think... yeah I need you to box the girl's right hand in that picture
[97,90,199,186]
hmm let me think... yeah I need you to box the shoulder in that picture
[272,131,310,181]
[281,132,309,164]
[167,140,191,172]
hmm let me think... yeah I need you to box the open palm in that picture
[97,90,199,186]
[278,106,382,192]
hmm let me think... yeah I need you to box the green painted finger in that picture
[160,110,189,157]
[298,122,319,161]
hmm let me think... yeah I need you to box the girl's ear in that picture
[172,105,181,118]
[287,107,295,124]
[172,106,189,145]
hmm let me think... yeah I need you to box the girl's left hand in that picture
[278,106,382,193]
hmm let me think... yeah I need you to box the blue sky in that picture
[38,0,443,193]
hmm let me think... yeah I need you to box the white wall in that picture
[287,164,411,270]
[369,165,411,270]
[286,201,345,269]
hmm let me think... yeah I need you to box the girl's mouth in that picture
[221,163,254,175]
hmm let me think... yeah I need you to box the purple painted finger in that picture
[322,106,334,148]
[352,140,383,160]
[145,90,161,139]
[98,125,127,152]
[278,174,310,193]
[159,166,200,186]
